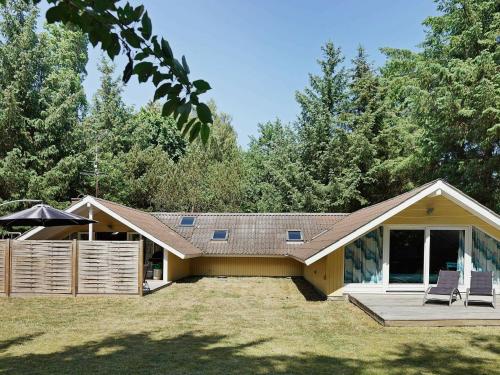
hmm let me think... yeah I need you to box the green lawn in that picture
[0,277,499,375]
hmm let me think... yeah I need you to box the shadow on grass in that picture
[0,333,42,353]
[291,277,326,301]
[175,276,204,284]
[0,331,497,375]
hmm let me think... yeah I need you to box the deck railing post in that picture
[72,239,78,297]
[5,239,11,297]
[138,239,144,296]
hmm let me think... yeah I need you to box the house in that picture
[19,179,500,298]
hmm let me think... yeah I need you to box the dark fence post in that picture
[6,239,11,297]
[138,239,144,296]
[72,239,78,297]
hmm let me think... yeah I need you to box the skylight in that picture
[212,229,229,241]
[287,230,303,242]
[179,216,195,227]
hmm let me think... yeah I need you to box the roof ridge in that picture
[91,196,156,216]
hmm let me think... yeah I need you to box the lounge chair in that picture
[423,270,461,306]
[465,271,496,308]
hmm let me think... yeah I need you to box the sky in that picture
[47,0,438,147]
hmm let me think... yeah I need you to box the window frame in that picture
[287,230,304,242]
[179,216,196,227]
[211,229,229,241]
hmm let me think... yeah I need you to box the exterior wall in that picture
[167,251,191,281]
[304,195,499,297]
[191,256,303,277]
[304,248,344,297]
[385,195,499,239]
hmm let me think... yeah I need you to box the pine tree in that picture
[295,42,349,187]
[385,0,500,210]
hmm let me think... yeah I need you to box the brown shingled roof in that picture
[153,212,347,256]
[94,198,202,258]
[288,180,439,263]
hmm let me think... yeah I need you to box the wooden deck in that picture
[349,293,500,327]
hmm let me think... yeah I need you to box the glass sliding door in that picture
[429,229,465,284]
[389,230,425,284]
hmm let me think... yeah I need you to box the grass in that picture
[0,277,499,375]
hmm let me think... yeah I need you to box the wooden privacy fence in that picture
[0,240,143,296]
[78,241,140,294]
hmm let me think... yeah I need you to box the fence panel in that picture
[11,240,72,294]
[78,241,139,294]
[0,240,5,293]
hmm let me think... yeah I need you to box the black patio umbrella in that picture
[0,204,97,227]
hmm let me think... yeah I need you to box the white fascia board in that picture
[18,196,190,259]
[437,181,500,230]
[304,183,443,265]
[304,180,500,266]
[80,198,189,259]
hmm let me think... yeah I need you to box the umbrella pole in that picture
[88,204,94,241]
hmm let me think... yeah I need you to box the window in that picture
[389,229,425,284]
[287,230,303,242]
[180,216,196,227]
[212,229,228,241]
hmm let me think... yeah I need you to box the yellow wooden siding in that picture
[30,210,132,240]
[167,252,191,281]
[304,256,327,294]
[385,195,499,239]
[304,248,344,297]
[191,256,303,277]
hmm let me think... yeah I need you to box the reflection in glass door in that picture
[429,229,465,284]
[389,230,425,283]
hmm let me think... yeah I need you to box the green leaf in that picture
[133,61,153,75]
[134,52,148,61]
[152,36,162,56]
[200,123,210,144]
[196,103,213,124]
[93,0,115,12]
[190,93,199,105]
[123,61,133,83]
[107,33,121,59]
[167,84,183,99]
[88,31,99,47]
[181,55,190,74]
[189,122,202,142]
[121,29,142,48]
[46,5,63,23]
[172,59,188,84]
[162,99,179,117]
[152,71,165,86]
[177,111,189,128]
[177,102,192,116]
[141,12,152,40]
[193,79,211,93]
[133,5,145,21]
[161,38,173,60]
[154,83,171,101]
